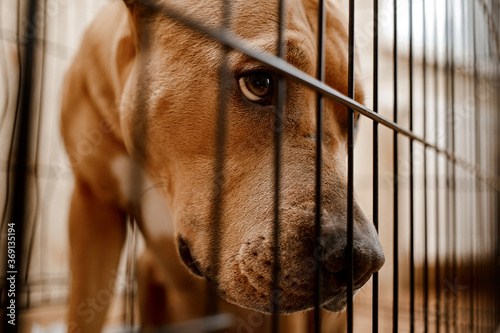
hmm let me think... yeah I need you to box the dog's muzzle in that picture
[175,211,384,314]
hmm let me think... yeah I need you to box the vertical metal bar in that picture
[496,34,500,331]
[469,2,476,330]
[487,30,495,330]
[471,1,482,328]
[392,0,399,331]
[468,1,473,330]
[496,8,500,318]
[486,15,493,328]
[467,1,478,332]
[422,1,429,331]
[463,1,473,330]
[271,0,286,331]
[24,0,49,307]
[487,14,497,330]
[483,19,489,329]
[347,0,356,332]
[444,0,450,330]
[125,221,138,327]
[449,1,457,330]
[209,0,232,316]
[496,39,500,332]
[433,1,441,330]
[1,0,38,331]
[408,0,415,331]
[493,56,497,333]
[476,10,485,328]
[462,7,472,322]
[313,1,326,332]
[372,0,379,331]
[126,7,154,326]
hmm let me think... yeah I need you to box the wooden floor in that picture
[16,264,500,333]
[17,295,499,332]
[18,296,138,333]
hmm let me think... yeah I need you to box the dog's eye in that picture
[238,72,273,104]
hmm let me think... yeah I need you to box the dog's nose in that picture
[320,225,384,290]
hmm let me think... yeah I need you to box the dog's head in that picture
[120,0,384,313]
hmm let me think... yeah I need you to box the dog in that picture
[61,0,384,331]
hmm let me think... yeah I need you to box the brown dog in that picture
[61,0,384,331]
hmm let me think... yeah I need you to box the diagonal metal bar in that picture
[137,0,500,193]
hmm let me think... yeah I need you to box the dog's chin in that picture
[221,291,350,315]
[321,294,347,312]
[320,288,360,312]
[209,263,354,314]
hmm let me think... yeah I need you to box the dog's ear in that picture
[123,0,135,7]
[121,0,154,49]
[122,0,148,20]
[123,0,148,9]
[122,0,155,14]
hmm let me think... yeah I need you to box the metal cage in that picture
[1,0,499,332]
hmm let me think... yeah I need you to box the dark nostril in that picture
[177,236,204,277]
